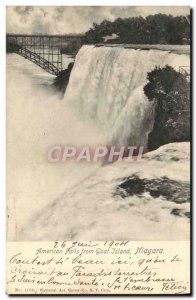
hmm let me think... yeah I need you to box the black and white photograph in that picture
[5,5,191,295]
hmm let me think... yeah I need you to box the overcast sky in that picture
[6,6,190,34]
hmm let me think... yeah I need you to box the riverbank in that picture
[95,44,190,55]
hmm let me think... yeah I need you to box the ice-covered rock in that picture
[20,142,190,241]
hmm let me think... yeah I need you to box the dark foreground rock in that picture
[53,62,74,97]
[114,175,190,205]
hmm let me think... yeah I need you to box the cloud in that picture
[6,6,190,34]
[135,6,190,17]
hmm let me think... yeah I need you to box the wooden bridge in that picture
[6,34,84,76]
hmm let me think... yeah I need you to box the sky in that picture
[6,6,190,34]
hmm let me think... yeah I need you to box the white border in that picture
[1,1,195,5]
[0,1,194,299]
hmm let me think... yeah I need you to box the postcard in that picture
[6,6,191,295]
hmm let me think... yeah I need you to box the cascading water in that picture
[65,45,189,149]
[7,46,190,241]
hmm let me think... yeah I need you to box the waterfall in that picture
[64,45,189,150]
[9,48,189,241]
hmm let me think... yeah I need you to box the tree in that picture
[144,65,190,150]
[84,14,190,45]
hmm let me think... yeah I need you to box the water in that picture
[6,46,190,241]
[7,53,102,240]
[65,45,189,148]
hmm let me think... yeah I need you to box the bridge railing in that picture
[6,33,85,76]
[7,35,63,75]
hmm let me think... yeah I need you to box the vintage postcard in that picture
[6,6,191,295]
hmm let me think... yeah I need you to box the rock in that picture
[115,175,190,204]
